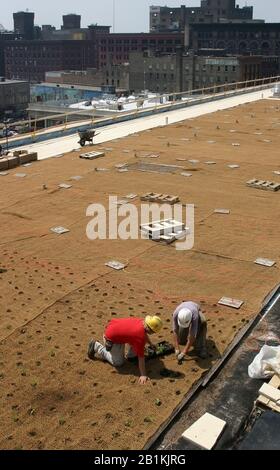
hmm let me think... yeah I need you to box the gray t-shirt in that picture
[172,301,200,338]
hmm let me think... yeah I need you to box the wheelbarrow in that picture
[78,129,99,147]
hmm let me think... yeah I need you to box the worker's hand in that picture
[175,349,180,357]
[139,376,150,385]
[177,352,185,363]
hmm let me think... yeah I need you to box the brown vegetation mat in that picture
[0,100,280,449]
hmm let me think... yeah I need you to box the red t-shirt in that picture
[105,317,147,357]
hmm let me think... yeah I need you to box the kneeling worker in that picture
[88,315,163,385]
[173,301,208,361]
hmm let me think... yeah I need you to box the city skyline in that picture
[1,1,280,33]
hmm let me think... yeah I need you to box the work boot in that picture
[88,340,97,360]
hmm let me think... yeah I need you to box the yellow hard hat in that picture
[145,315,163,333]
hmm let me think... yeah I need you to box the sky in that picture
[1,1,280,33]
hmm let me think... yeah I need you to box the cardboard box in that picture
[27,152,38,162]
[0,158,9,171]
[7,156,20,169]
[13,150,28,157]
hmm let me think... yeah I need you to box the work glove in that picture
[177,352,185,362]
[175,349,180,357]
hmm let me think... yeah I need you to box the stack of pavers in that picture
[247,179,280,192]
[140,219,188,244]
[79,151,105,160]
[140,192,180,205]
[0,150,38,171]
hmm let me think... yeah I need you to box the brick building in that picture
[62,14,81,30]
[190,22,280,56]
[94,32,184,69]
[3,8,280,85]
[128,51,279,94]
[0,31,19,76]
[0,78,30,118]
[13,11,35,40]
[4,40,97,82]
[45,64,130,91]
[150,1,256,33]
[4,31,183,82]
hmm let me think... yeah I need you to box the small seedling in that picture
[144,416,153,423]
[59,419,66,426]
[155,399,162,406]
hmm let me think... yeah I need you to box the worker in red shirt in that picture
[88,315,163,385]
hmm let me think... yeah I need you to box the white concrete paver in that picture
[13,88,273,161]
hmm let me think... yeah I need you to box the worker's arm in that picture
[138,356,149,385]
